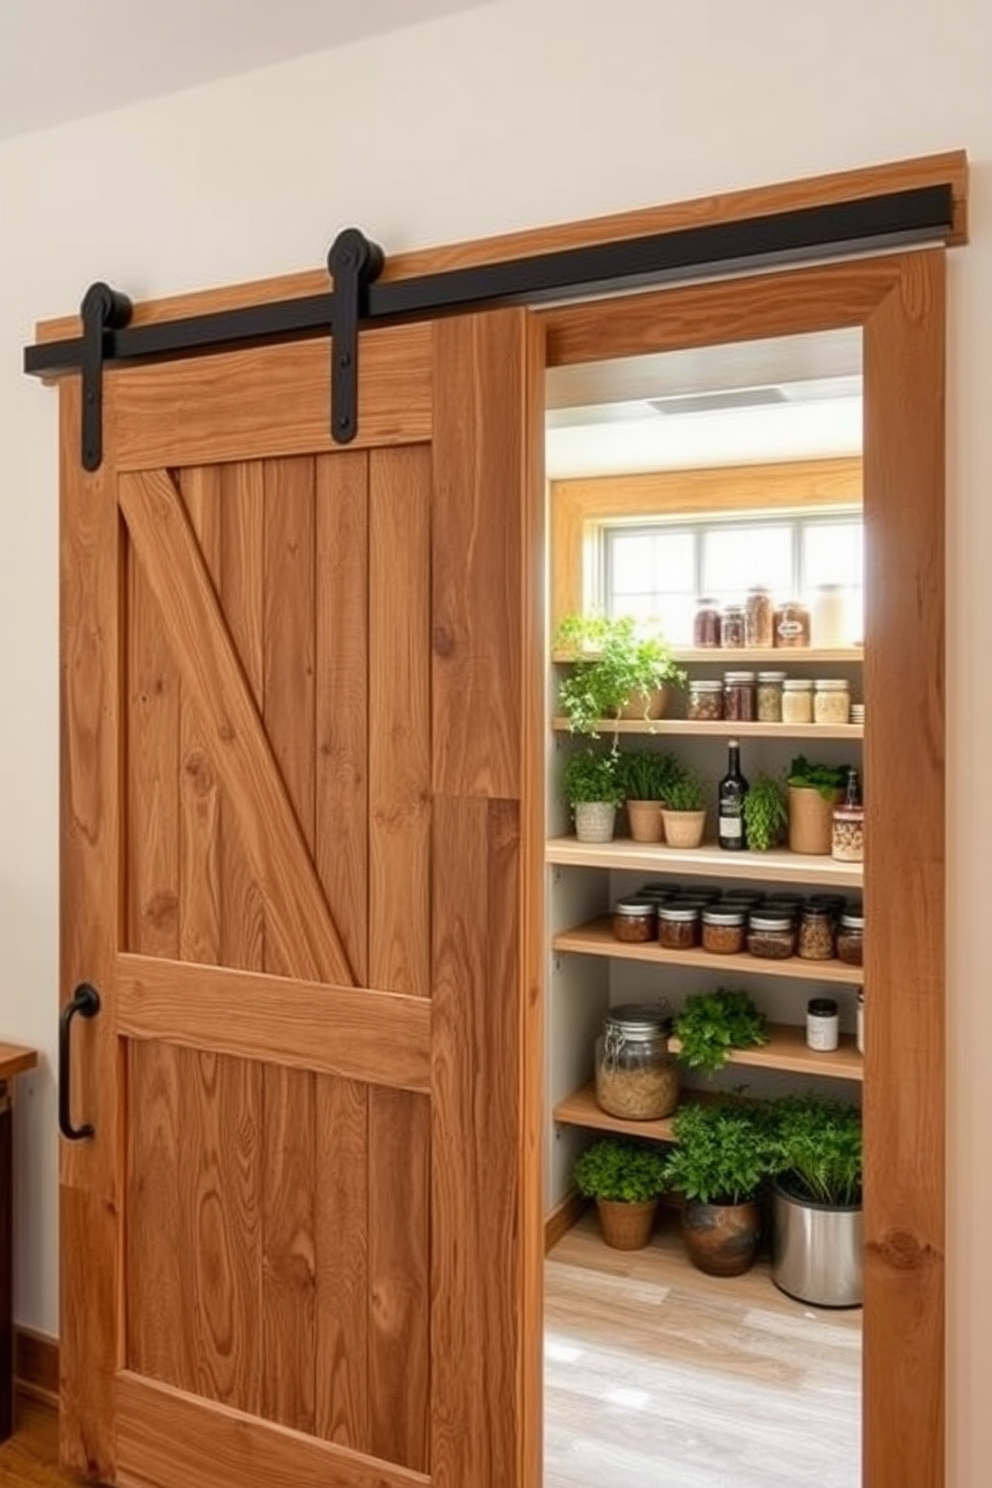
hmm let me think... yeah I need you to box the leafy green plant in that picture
[615,748,683,802]
[572,1137,668,1203]
[561,747,623,807]
[662,772,706,813]
[554,612,686,736]
[742,774,789,850]
[663,1101,774,1205]
[770,1094,862,1207]
[673,988,768,1073]
[787,755,850,801]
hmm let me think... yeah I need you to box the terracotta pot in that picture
[787,785,844,855]
[680,1197,761,1276]
[573,801,616,844]
[595,1196,658,1251]
[626,799,664,843]
[660,808,706,849]
[618,684,670,721]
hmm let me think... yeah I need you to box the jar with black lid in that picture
[836,910,864,965]
[658,904,701,949]
[611,899,657,944]
[595,1003,679,1120]
[747,910,797,960]
[797,905,836,960]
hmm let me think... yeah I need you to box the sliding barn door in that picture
[58,312,544,1488]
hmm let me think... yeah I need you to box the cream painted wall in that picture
[0,0,987,1477]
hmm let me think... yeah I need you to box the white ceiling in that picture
[0,0,496,140]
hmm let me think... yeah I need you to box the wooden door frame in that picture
[539,250,945,1488]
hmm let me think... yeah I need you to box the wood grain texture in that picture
[114,1372,430,1488]
[0,1049,38,1083]
[862,250,945,1488]
[58,1184,118,1481]
[35,149,967,344]
[13,1327,59,1407]
[118,468,353,987]
[551,456,862,628]
[261,1066,316,1434]
[315,1077,369,1451]
[316,452,370,986]
[110,327,431,470]
[117,954,430,1093]
[368,1089,430,1472]
[368,447,431,998]
[544,1189,587,1255]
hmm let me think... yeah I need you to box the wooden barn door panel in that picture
[59,313,544,1488]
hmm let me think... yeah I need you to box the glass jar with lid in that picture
[756,671,786,722]
[687,678,723,720]
[693,599,722,649]
[701,905,747,954]
[720,605,746,648]
[594,1003,679,1120]
[747,910,797,960]
[723,670,756,721]
[745,586,774,648]
[658,903,701,949]
[782,677,814,724]
[797,904,836,960]
[836,910,864,965]
[813,678,851,725]
[774,600,811,648]
[611,898,657,944]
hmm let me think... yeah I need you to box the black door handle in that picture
[59,982,101,1141]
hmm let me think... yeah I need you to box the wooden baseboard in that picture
[544,1188,587,1253]
[14,1326,58,1408]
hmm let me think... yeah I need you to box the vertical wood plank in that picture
[261,1066,316,1434]
[58,376,120,1478]
[369,447,431,997]
[863,250,945,1488]
[314,1076,370,1452]
[316,452,370,986]
[178,466,223,967]
[368,1089,430,1472]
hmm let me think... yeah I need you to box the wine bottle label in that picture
[719,815,742,839]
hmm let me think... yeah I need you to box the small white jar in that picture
[806,997,840,1052]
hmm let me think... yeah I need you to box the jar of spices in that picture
[723,670,756,721]
[774,600,811,648]
[687,679,724,721]
[745,586,775,648]
[595,1004,679,1121]
[813,678,851,725]
[836,910,864,966]
[797,905,836,960]
[747,910,797,960]
[806,997,840,1052]
[782,677,814,724]
[611,899,657,944]
[701,906,747,955]
[756,671,786,722]
[693,599,722,649]
[658,904,700,950]
[720,605,746,648]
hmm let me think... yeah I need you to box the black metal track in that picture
[24,184,954,381]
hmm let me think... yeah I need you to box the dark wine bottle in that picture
[718,739,749,851]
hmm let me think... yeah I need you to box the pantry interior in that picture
[541,328,866,1487]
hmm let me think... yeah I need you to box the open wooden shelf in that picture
[546,837,864,888]
[552,917,864,983]
[553,1083,685,1141]
[552,716,863,739]
[553,646,863,666]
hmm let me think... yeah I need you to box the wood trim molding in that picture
[551,456,862,628]
[14,1327,58,1408]
[35,151,967,344]
[544,1189,587,1254]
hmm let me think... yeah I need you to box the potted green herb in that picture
[742,774,789,851]
[663,1102,773,1275]
[769,1094,863,1306]
[572,1137,668,1250]
[786,755,849,855]
[616,748,682,843]
[672,988,769,1073]
[554,612,686,738]
[660,771,707,849]
[561,747,623,843]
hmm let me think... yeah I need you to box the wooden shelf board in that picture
[553,1083,685,1141]
[552,918,864,983]
[553,646,863,666]
[671,1023,863,1081]
[545,837,863,888]
[552,717,863,739]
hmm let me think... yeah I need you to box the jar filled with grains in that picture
[797,905,836,960]
[687,679,724,720]
[595,1004,679,1120]
[756,671,786,722]
[747,910,797,960]
[774,600,811,648]
[658,904,701,950]
[836,910,864,965]
[720,605,746,648]
[782,677,814,724]
[813,679,851,725]
[693,599,722,648]
[610,899,657,944]
[723,670,756,721]
[745,586,775,648]
[831,804,864,862]
[701,906,747,955]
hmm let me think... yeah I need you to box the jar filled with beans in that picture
[797,905,836,960]
[611,899,657,943]
[701,906,747,954]
[693,600,722,648]
[687,679,723,720]
[745,586,775,648]
[747,910,797,960]
[658,904,701,950]
[836,910,864,965]
[720,605,746,648]
[774,600,811,648]
[756,671,786,722]
[723,670,756,721]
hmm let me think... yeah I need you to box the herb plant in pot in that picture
[554,613,686,738]
[786,755,848,855]
[770,1094,863,1307]
[659,771,707,850]
[663,1102,772,1276]
[742,774,789,852]
[572,1137,668,1251]
[616,748,682,844]
[561,747,623,843]
[672,988,769,1073]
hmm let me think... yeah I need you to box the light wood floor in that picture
[545,1209,862,1488]
[0,1396,68,1486]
